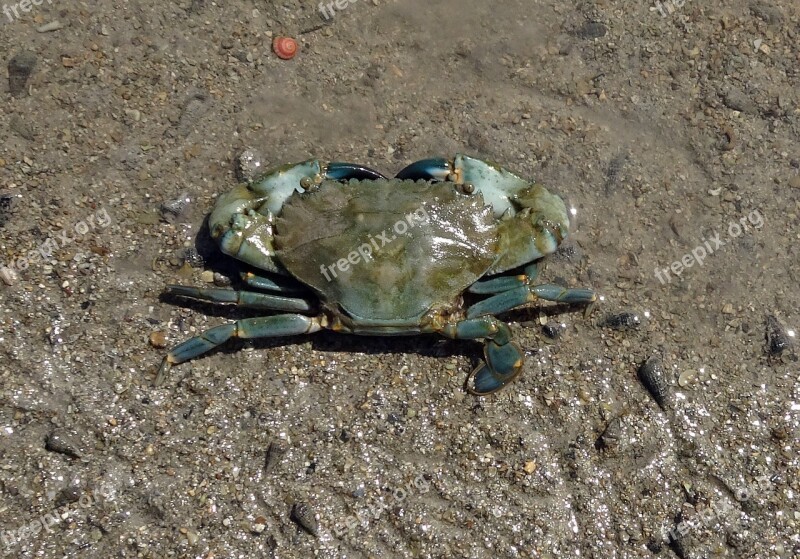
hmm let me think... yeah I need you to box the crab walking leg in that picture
[438,316,525,395]
[240,271,309,294]
[164,285,315,313]
[156,314,322,385]
[469,263,541,294]
[468,275,529,295]
[466,283,596,319]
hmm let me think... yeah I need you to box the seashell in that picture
[765,314,792,357]
[264,439,288,472]
[596,416,623,451]
[272,36,298,60]
[181,247,204,269]
[290,502,318,536]
[602,311,641,331]
[7,50,37,96]
[637,356,671,409]
[160,192,190,221]
[542,322,562,340]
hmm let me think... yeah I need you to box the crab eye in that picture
[460,182,475,195]
[299,177,314,190]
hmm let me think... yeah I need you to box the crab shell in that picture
[272,177,568,328]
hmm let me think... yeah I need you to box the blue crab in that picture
[157,154,596,394]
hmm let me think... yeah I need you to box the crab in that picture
[157,154,596,395]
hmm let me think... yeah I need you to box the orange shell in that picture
[272,36,297,60]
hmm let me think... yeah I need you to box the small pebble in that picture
[577,21,607,39]
[237,148,267,183]
[0,193,13,228]
[9,115,35,140]
[542,322,564,339]
[149,331,167,349]
[721,86,758,114]
[596,416,623,451]
[213,272,232,287]
[677,369,698,388]
[36,20,64,32]
[7,50,37,96]
[252,516,267,534]
[0,266,17,286]
[200,270,215,283]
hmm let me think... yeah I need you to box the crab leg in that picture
[438,316,524,395]
[164,285,315,313]
[469,263,542,294]
[466,282,596,319]
[239,271,309,294]
[156,314,322,385]
[468,275,529,295]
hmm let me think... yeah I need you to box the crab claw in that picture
[395,158,453,181]
[208,159,388,274]
[451,154,531,218]
[488,183,571,274]
[465,340,524,395]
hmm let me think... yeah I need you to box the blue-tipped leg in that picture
[467,340,524,395]
[395,158,452,181]
[468,275,528,294]
[466,271,596,318]
[467,286,532,319]
[326,162,387,181]
[437,316,523,395]
[164,285,315,313]
[156,314,321,385]
[530,284,596,304]
[468,264,540,294]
